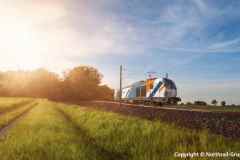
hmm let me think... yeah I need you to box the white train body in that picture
[116,77,181,105]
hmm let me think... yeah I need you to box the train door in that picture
[146,78,155,97]
[136,85,146,97]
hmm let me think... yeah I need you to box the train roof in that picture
[123,80,145,89]
[122,77,176,89]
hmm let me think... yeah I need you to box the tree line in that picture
[0,66,114,101]
[182,100,238,107]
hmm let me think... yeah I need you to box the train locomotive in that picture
[115,76,181,105]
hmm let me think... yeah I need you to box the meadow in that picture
[0,98,239,160]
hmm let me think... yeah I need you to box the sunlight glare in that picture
[0,17,43,70]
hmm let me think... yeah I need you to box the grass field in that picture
[0,98,32,112]
[0,98,239,160]
[0,102,33,129]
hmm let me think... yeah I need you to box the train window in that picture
[136,87,140,97]
[163,78,176,89]
[136,86,146,97]
[141,86,146,97]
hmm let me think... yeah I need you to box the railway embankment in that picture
[77,101,240,139]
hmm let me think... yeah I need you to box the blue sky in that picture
[0,0,240,104]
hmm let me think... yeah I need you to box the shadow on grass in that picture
[0,102,37,139]
[55,107,129,160]
[0,100,34,116]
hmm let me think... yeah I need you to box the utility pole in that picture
[165,73,168,78]
[119,65,123,102]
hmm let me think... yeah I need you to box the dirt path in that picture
[0,103,37,139]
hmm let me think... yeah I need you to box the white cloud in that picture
[192,0,209,14]
[0,0,239,73]
[208,38,240,50]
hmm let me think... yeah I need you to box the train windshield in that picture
[163,78,177,90]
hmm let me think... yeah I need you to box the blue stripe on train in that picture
[126,89,130,97]
[149,81,162,97]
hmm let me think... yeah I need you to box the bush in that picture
[211,99,218,106]
[194,101,207,106]
[221,101,226,107]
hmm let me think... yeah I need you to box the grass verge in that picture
[0,100,122,160]
[0,98,34,114]
[0,99,239,160]
[0,101,37,130]
[56,103,240,160]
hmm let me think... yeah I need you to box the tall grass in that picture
[0,100,112,160]
[57,103,240,160]
[0,98,32,112]
[0,104,33,129]
[0,99,239,160]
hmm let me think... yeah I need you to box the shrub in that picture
[211,99,217,106]
[221,101,226,107]
[186,102,192,105]
[194,101,207,106]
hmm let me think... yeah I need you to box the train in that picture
[114,76,181,106]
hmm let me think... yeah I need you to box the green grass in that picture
[0,102,34,129]
[56,103,240,160]
[0,99,239,160]
[0,98,32,112]
[0,97,25,106]
[0,100,111,160]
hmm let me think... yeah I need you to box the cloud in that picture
[208,38,240,50]
[0,0,240,104]
[191,0,209,15]
[0,0,239,70]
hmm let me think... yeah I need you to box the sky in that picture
[0,0,240,104]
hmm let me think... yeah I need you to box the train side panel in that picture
[115,78,181,105]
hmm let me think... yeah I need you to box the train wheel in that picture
[168,98,177,105]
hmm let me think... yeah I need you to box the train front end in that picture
[146,77,181,104]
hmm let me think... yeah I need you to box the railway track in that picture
[93,101,212,112]
[76,100,240,139]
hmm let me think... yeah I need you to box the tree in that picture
[97,85,114,100]
[211,99,217,106]
[194,101,207,106]
[221,101,226,107]
[0,66,114,101]
[0,71,30,97]
[27,69,61,99]
[0,72,8,96]
[63,66,103,101]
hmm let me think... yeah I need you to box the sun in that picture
[0,20,43,70]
